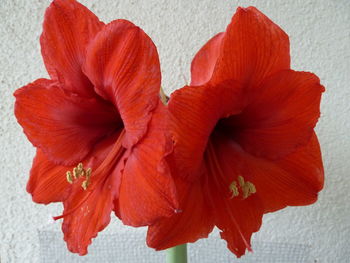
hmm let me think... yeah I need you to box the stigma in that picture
[66,163,92,190]
[229,175,256,199]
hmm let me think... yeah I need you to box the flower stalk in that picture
[166,244,187,263]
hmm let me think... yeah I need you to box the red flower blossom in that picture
[14,0,177,255]
[147,7,325,257]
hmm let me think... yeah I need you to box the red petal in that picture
[260,132,324,212]
[14,79,120,165]
[147,177,214,250]
[61,162,121,255]
[205,137,263,257]
[214,197,262,258]
[211,7,290,88]
[41,0,104,97]
[27,132,120,206]
[117,105,178,226]
[27,149,72,204]
[83,20,161,148]
[220,70,324,159]
[210,132,323,215]
[190,33,224,86]
[54,133,124,255]
[168,81,244,181]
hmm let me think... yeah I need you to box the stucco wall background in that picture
[1,0,349,262]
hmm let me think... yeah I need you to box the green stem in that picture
[166,244,188,263]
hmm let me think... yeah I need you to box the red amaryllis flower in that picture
[14,0,177,255]
[147,7,324,257]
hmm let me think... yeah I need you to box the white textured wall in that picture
[1,0,349,262]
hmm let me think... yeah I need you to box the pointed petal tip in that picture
[297,71,326,92]
[236,6,248,12]
[235,6,266,15]
[235,6,256,14]
[112,18,141,31]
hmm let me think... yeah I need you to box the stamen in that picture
[205,140,256,200]
[66,171,73,184]
[66,163,92,190]
[81,180,89,190]
[73,163,85,179]
[229,181,239,198]
[205,140,253,252]
[229,175,256,199]
[238,176,256,199]
[55,129,126,221]
[81,168,92,190]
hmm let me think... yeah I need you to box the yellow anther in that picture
[66,163,92,190]
[81,167,92,190]
[237,176,245,188]
[86,168,91,178]
[229,181,239,198]
[81,180,90,191]
[242,181,256,199]
[229,176,256,199]
[66,171,73,184]
[73,163,85,179]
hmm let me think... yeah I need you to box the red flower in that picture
[147,7,325,257]
[14,0,177,255]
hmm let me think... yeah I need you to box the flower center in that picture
[206,139,257,200]
[66,163,92,190]
[229,176,256,199]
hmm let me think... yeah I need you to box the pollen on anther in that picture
[81,180,90,190]
[229,175,256,199]
[66,171,73,184]
[86,168,91,178]
[65,163,92,190]
[229,181,239,198]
